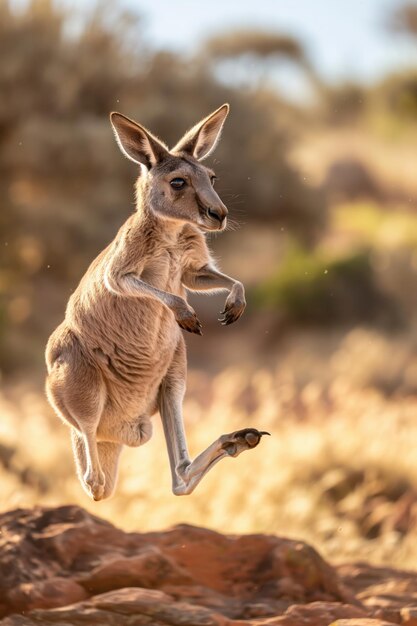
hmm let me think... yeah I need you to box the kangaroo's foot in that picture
[219,428,271,457]
[172,428,270,496]
[83,466,106,501]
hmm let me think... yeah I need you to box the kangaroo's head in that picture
[110,105,229,232]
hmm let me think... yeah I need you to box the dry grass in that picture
[2,327,417,568]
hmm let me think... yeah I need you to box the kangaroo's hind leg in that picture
[71,432,122,500]
[46,338,107,500]
[158,336,269,496]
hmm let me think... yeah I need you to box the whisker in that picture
[228,207,248,218]
[225,218,242,232]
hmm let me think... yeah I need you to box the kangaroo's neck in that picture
[130,191,183,247]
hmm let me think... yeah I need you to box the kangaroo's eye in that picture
[170,178,186,190]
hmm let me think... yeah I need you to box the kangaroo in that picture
[45,104,268,501]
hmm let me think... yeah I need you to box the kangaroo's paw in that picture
[83,467,106,501]
[176,312,203,335]
[220,428,270,457]
[219,286,246,325]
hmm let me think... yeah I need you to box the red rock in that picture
[254,601,368,625]
[1,588,234,625]
[401,607,417,625]
[329,619,395,626]
[78,546,193,594]
[0,505,415,626]
[7,577,87,611]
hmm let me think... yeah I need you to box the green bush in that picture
[253,244,399,325]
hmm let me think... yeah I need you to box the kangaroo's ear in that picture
[173,103,229,161]
[110,112,169,168]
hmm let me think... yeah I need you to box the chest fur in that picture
[140,246,184,293]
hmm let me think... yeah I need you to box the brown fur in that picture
[45,104,266,500]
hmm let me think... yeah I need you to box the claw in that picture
[219,305,244,326]
[178,315,203,334]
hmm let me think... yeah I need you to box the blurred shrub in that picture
[322,158,382,203]
[373,72,417,121]
[253,244,399,325]
[321,83,367,125]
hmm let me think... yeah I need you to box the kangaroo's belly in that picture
[67,290,182,420]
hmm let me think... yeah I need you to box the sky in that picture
[11,0,417,92]
[132,0,417,84]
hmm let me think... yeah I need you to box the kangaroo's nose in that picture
[207,206,228,224]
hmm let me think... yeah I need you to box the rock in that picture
[78,546,193,594]
[6,577,88,611]
[3,588,232,625]
[329,620,397,626]
[259,601,368,625]
[401,606,417,625]
[0,505,415,625]
[338,562,417,624]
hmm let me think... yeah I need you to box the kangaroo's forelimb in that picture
[182,264,246,325]
[104,264,203,334]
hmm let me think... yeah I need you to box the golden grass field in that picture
[3,325,417,569]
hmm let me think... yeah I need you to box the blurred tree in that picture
[381,4,417,121]
[203,29,323,92]
[389,2,417,38]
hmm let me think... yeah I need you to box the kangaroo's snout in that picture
[207,206,225,223]
[199,201,228,230]
[196,188,228,230]
[206,205,228,228]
